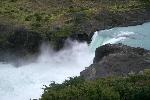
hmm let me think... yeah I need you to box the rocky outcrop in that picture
[80,44,150,80]
[75,8,150,37]
[0,24,43,62]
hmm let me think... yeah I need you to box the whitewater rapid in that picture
[0,41,94,100]
[0,22,150,100]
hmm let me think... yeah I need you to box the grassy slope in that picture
[0,0,147,34]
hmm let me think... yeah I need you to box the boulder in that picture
[81,43,150,80]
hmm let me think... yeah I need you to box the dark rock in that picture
[70,33,90,42]
[7,29,43,54]
[52,37,67,51]
[0,25,43,62]
[62,8,150,47]
[81,44,150,80]
[93,9,150,32]
[93,43,148,63]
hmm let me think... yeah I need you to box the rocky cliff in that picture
[80,43,150,80]
[0,0,150,55]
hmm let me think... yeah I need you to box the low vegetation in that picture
[40,70,150,100]
[0,0,148,31]
[0,0,150,53]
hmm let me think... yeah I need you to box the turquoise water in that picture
[90,22,150,51]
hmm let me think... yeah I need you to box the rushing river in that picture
[90,22,150,51]
[0,22,150,100]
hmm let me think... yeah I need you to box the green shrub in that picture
[41,74,150,100]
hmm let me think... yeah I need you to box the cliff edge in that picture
[81,43,150,80]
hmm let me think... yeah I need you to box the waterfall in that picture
[0,22,150,100]
[0,41,94,100]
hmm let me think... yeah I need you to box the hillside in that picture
[1,0,149,33]
[0,0,150,59]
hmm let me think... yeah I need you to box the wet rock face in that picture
[70,33,90,42]
[81,44,150,80]
[8,29,42,53]
[0,25,43,62]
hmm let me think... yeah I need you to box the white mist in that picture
[0,40,94,100]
